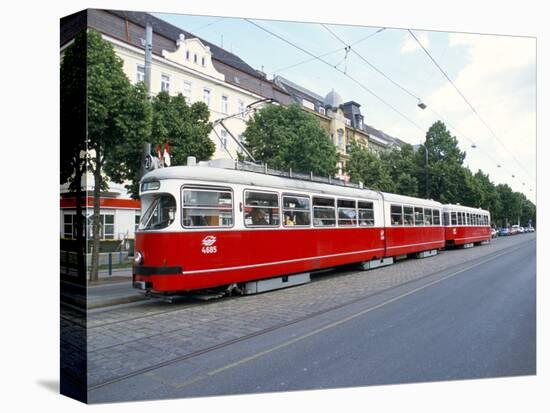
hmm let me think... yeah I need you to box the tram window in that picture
[244,191,280,227]
[414,207,424,226]
[462,212,466,225]
[451,212,458,226]
[337,199,357,226]
[465,213,470,225]
[283,195,310,226]
[457,212,463,226]
[142,194,177,230]
[433,210,441,225]
[390,204,403,226]
[313,197,336,227]
[358,201,374,226]
[443,212,450,226]
[425,208,433,225]
[182,189,233,227]
[403,206,414,226]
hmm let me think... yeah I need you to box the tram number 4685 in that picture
[201,235,218,254]
[202,246,217,254]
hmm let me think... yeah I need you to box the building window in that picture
[183,80,192,102]
[201,56,206,66]
[221,95,229,114]
[319,107,326,115]
[63,213,75,238]
[185,50,190,60]
[134,214,141,232]
[302,99,315,110]
[244,191,280,227]
[194,53,198,64]
[136,64,145,83]
[220,130,228,149]
[238,100,245,117]
[161,74,170,93]
[86,214,115,240]
[337,129,344,148]
[203,88,211,107]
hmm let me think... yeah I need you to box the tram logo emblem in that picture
[380,230,385,240]
[201,235,218,254]
[453,228,457,235]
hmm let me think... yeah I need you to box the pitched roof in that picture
[108,10,265,80]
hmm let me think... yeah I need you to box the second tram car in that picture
[132,161,488,295]
[442,204,491,247]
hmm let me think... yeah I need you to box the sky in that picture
[155,12,536,203]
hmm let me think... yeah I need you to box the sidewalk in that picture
[61,270,148,309]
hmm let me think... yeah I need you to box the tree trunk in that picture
[90,150,102,282]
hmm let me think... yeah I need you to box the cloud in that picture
[423,32,536,199]
[401,31,430,53]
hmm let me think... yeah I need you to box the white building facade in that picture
[107,32,265,160]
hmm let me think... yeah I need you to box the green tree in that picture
[417,121,467,202]
[87,29,134,281]
[243,104,338,176]
[61,29,88,279]
[150,92,214,169]
[380,144,419,196]
[103,82,152,199]
[346,143,395,192]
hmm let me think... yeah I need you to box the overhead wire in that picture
[244,18,425,132]
[321,23,533,191]
[408,29,535,185]
[270,28,385,75]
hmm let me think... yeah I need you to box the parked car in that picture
[518,226,525,234]
[499,227,510,236]
[510,225,520,235]
[491,228,498,238]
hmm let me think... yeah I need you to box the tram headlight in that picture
[134,251,143,265]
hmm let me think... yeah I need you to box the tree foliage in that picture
[345,120,535,227]
[243,104,339,176]
[151,92,215,167]
[346,143,394,192]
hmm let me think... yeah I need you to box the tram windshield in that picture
[140,194,176,230]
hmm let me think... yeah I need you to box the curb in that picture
[61,292,148,310]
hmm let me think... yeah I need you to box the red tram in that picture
[132,162,488,295]
[442,204,491,247]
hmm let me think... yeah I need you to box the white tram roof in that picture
[143,164,384,201]
[381,192,443,209]
[442,204,490,215]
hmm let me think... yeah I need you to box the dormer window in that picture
[185,50,190,60]
[194,54,198,64]
[201,56,206,66]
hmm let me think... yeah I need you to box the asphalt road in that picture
[88,235,536,402]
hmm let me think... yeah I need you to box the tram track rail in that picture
[87,237,534,391]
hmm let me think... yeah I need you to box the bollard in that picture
[108,252,112,276]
